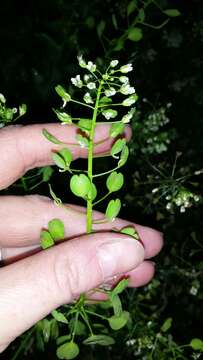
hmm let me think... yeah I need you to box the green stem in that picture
[86,80,104,233]
[93,192,111,206]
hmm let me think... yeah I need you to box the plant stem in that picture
[86,80,104,233]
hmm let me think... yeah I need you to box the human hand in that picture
[0,124,163,352]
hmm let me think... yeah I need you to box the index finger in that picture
[0,123,131,189]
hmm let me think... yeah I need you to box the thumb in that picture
[0,232,144,351]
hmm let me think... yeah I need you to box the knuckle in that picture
[52,251,82,303]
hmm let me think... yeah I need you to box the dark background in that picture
[0,0,203,359]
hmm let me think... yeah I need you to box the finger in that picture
[85,261,155,301]
[0,232,144,351]
[0,195,163,258]
[0,123,131,189]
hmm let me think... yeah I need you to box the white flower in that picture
[104,87,116,97]
[71,75,83,88]
[0,93,6,103]
[120,84,135,95]
[84,74,92,83]
[122,94,138,106]
[180,206,186,213]
[102,109,118,120]
[87,82,96,90]
[83,92,94,104]
[120,64,133,73]
[121,107,136,123]
[77,54,86,68]
[119,76,129,84]
[110,60,119,67]
[86,61,96,72]
[152,188,159,194]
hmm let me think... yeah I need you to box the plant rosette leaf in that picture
[70,174,91,199]
[56,341,79,359]
[161,318,173,333]
[83,335,115,346]
[106,171,124,192]
[52,310,68,324]
[163,9,181,17]
[190,338,203,351]
[105,199,121,221]
[108,311,130,330]
[128,27,143,42]
[48,219,65,241]
[40,230,55,249]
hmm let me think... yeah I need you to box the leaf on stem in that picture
[106,171,124,192]
[52,310,68,324]
[70,174,91,199]
[43,128,64,145]
[111,138,126,158]
[109,122,125,138]
[48,219,65,241]
[56,341,79,359]
[108,311,130,330]
[40,230,55,249]
[105,199,121,221]
[83,334,115,346]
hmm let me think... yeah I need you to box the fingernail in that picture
[97,237,144,282]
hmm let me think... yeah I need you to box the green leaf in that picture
[105,199,121,221]
[128,27,143,42]
[106,172,124,192]
[121,226,140,239]
[109,122,125,138]
[48,219,65,241]
[55,85,71,102]
[53,109,72,124]
[40,230,55,249]
[111,139,126,158]
[59,148,73,167]
[56,341,79,359]
[70,174,91,198]
[138,8,145,22]
[43,128,64,144]
[99,96,113,104]
[190,338,203,351]
[57,335,72,346]
[42,319,51,343]
[88,182,97,201]
[118,145,129,166]
[110,293,122,316]
[78,119,92,131]
[19,104,27,116]
[112,278,129,295]
[42,166,54,182]
[69,319,86,336]
[161,318,173,332]
[163,9,181,17]
[52,153,67,169]
[76,134,89,148]
[97,20,106,38]
[52,310,68,324]
[83,335,115,346]
[127,0,137,16]
[108,311,130,330]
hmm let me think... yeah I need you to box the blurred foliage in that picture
[1,0,203,359]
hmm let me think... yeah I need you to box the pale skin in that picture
[0,123,163,352]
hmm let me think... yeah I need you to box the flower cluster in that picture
[165,187,200,213]
[0,93,27,128]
